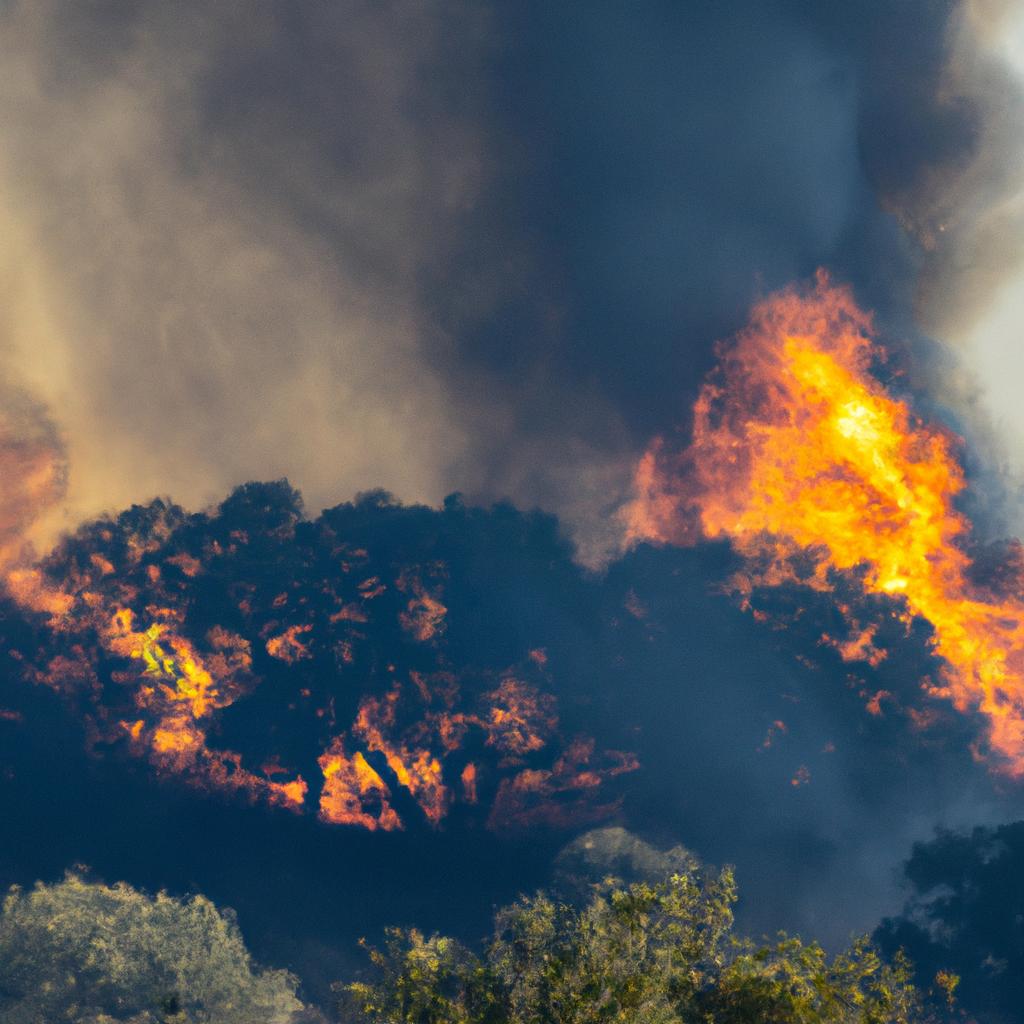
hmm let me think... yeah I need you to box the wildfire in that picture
[0,483,636,829]
[352,686,448,826]
[626,271,1024,773]
[313,672,626,832]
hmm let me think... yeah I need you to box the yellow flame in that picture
[626,272,1024,773]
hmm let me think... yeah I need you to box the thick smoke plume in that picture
[870,2,1024,536]
[0,0,990,562]
[900,2,1024,341]
[0,0,488,537]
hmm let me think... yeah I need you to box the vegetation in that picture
[340,868,954,1024]
[0,860,956,1023]
[0,873,309,1024]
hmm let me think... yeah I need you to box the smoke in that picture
[876,821,1024,1021]
[868,1,1024,534]
[0,0,985,564]
[0,378,66,562]
[904,0,1024,340]
[0,0,488,540]
[1,2,1023,1006]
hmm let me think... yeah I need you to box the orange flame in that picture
[397,572,447,643]
[319,737,401,831]
[352,687,448,826]
[626,271,1024,773]
[0,453,635,828]
[6,563,309,810]
[2,519,634,827]
[265,624,313,663]
[101,608,308,808]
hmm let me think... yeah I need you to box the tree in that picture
[340,868,947,1024]
[0,873,309,1024]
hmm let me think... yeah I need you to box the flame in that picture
[482,679,557,757]
[488,738,638,831]
[314,674,624,831]
[820,618,887,668]
[461,762,478,803]
[319,738,401,831]
[0,492,635,828]
[5,568,74,618]
[101,607,308,807]
[265,624,313,663]
[5,558,309,809]
[352,686,448,825]
[0,390,637,830]
[626,271,1024,773]
[398,573,447,643]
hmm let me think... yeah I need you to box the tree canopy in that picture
[340,867,955,1024]
[0,873,309,1024]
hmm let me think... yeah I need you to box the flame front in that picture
[626,271,1024,773]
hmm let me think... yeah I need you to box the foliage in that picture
[341,868,948,1024]
[0,873,308,1024]
[699,936,922,1024]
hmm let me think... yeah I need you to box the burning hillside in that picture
[0,483,636,832]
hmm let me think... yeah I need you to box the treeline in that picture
[0,865,961,1024]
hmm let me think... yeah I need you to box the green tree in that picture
[0,872,309,1024]
[699,936,924,1024]
[341,869,945,1024]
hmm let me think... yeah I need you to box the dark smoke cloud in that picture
[0,0,995,562]
[420,1,995,549]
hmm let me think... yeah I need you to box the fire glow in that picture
[626,271,1024,774]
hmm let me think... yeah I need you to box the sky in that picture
[3,0,1024,1019]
